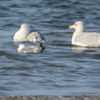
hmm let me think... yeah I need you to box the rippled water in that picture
[0,0,100,96]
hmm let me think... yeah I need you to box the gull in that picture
[16,43,45,53]
[69,21,100,47]
[13,24,46,42]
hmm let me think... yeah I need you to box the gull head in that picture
[21,24,29,30]
[17,44,25,52]
[69,21,84,32]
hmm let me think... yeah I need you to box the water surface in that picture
[0,0,100,96]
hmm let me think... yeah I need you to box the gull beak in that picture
[16,48,19,51]
[68,25,74,29]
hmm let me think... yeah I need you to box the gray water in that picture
[0,0,100,97]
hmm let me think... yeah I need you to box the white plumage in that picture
[69,21,100,47]
[13,24,46,42]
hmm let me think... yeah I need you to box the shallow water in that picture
[0,0,100,96]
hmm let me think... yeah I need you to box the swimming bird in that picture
[69,21,100,47]
[13,24,46,42]
[16,43,45,53]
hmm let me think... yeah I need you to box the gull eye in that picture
[74,23,77,25]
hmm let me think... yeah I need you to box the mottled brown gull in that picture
[16,43,45,53]
[13,24,46,42]
[69,21,100,47]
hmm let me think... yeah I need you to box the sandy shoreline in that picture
[0,95,100,100]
